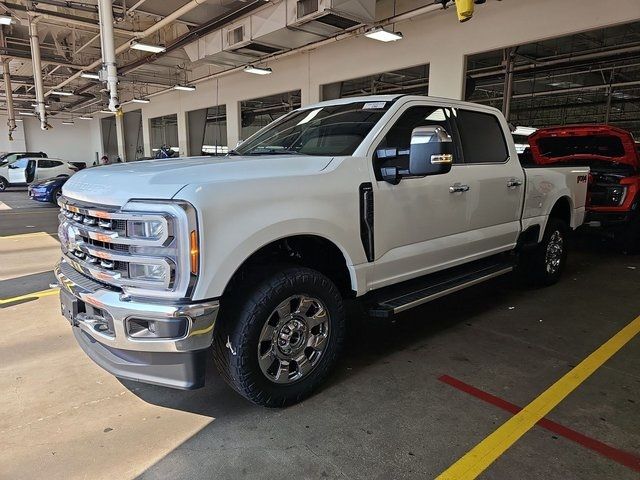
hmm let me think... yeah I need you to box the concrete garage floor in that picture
[1,191,639,480]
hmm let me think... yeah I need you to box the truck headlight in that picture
[608,186,627,206]
[129,263,169,283]
[128,219,164,239]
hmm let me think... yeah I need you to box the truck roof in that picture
[303,94,504,116]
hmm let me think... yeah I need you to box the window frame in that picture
[454,108,511,165]
[368,101,464,180]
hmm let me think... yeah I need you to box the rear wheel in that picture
[520,218,568,286]
[213,266,346,407]
[0,177,7,192]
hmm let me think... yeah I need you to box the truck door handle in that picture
[507,178,523,188]
[449,183,470,193]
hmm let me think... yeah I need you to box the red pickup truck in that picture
[526,125,640,252]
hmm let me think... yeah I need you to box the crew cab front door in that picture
[369,103,471,289]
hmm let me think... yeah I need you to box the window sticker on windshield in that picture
[363,102,386,110]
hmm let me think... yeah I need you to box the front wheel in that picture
[213,266,346,407]
[519,218,568,286]
[0,177,7,192]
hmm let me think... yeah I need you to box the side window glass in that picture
[50,161,63,168]
[38,160,51,168]
[456,110,509,164]
[373,106,458,180]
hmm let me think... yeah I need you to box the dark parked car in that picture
[28,176,68,204]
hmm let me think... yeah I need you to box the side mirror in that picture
[409,126,454,176]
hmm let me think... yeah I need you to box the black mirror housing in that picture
[409,126,454,176]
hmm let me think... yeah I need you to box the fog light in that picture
[127,317,188,339]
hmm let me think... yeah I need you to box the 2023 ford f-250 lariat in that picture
[54,95,588,407]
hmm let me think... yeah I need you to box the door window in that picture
[38,160,62,168]
[456,110,509,164]
[373,106,459,180]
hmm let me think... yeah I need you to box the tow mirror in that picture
[409,126,454,176]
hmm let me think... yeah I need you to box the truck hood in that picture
[62,155,334,206]
[528,125,639,169]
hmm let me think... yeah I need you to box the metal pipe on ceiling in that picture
[0,28,16,140]
[28,17,51,130]
[98,0,120,111]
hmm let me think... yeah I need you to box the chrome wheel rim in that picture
[545,230,563,274]
[258,295,330,384]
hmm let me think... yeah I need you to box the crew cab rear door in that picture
[452,108,524,254]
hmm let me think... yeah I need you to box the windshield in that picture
[234,101,391,157]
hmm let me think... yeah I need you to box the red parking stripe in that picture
[439,374,640,473]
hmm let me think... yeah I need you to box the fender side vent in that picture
[359,183,374,262]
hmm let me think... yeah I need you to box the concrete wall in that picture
[0,115,102,165]
[9,0,638,158]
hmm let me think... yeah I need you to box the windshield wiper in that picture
[227,149,241,156]
[246,148,303,155]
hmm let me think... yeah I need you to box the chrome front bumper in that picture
[54,259,219,389]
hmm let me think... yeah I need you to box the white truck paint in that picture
[55,95,588,404]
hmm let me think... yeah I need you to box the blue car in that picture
[28,176,68,204]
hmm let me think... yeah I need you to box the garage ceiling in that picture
[467,22,640,137]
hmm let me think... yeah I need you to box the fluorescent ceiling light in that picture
[62,121,74,125]
[130,40,166,53]
[243,65,272,75]
[513,126,537,136]
[0,15,14,25]
[31,103,50,108]
[51,90,73,96]
[79,115,93,120]
[80,72,100,80]
[15,118,23,122]
[18,111,35,116]
[173,84,196,91]
[100,109,115,114]
[131,97,150,104]
[364,27,403,42]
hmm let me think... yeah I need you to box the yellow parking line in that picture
[0,231,51,240]
[437,314,640,480]
[0,287,59,305]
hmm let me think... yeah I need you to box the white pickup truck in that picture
[54,95,588,406]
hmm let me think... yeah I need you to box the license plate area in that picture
[60,289,83,326]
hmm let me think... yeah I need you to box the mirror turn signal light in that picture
[190,230,199,275]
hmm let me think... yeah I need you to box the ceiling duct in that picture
[287,0,374,37]
[184,0,372,66]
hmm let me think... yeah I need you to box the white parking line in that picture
[0,201,11,210]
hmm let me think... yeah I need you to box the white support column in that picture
[427,51,466,100]
[115,112,126,160]
[142,114,151,157]
[177,111,188,157]
[226,100,241,148]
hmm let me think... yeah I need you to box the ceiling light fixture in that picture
[243,65,272,75]
[62,121,75,125]
[513,126,538,136]
[131,97,150,104]
[173,84,196,91]
[80,72,100,80]
[130,40,166,53]
[15,118,23,122]
[364,27,403,42]
[51,90,74,96]
[79,115,93,120]
[0,15,14,25]
[18,111,35,116]
[100,109,115,114]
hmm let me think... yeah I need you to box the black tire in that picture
[212,266,346,407]
[0,177,7,192]
[519,218,568,286]
[50,187,62,205]
[614,220,640,255]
